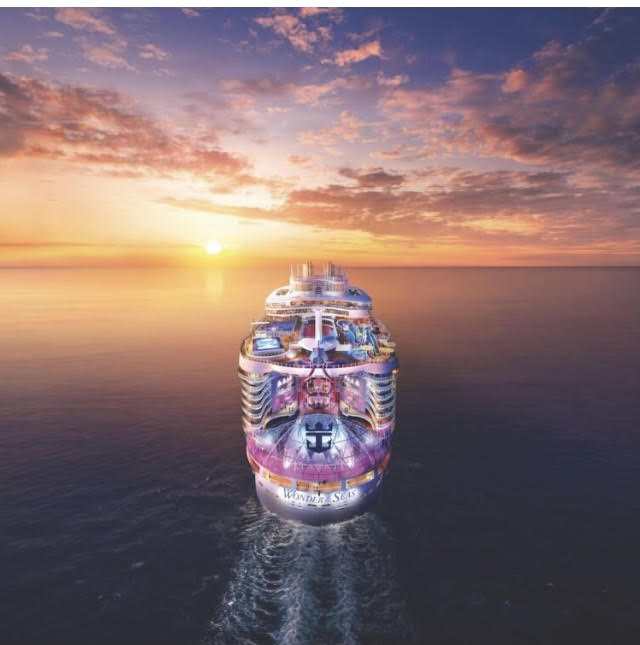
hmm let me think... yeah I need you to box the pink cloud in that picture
[6,45,48,64]
[218,75,369,108]
[339,166,405,188]
[379,32,640,173]
[55,8,115,35]
[502,69,528,93]
[369,143,414,159]
[294,78,350,104]
[377,72,409,87]
[299,110,367,145]
[288,154,312,167]
[299,7,343,21]
[0,73,250,186]
[138,43,169,61]
[24,10,47,22]
[76,35,137,72]
[254,12,317,53]
[334,40,383,67]
[161,165,640,252]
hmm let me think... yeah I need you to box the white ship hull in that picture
[255,470,384,525]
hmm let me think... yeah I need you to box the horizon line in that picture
[2,264,639,270]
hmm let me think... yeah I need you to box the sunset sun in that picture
[205,241,222,256]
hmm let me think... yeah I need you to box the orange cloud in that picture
[0,73,249,184]
[158,164,640,257]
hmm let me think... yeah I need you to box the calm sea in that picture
[2,267,640,645]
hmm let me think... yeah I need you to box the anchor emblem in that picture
[305,421,333,453]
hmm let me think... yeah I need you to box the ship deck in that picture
[241,312,396,368]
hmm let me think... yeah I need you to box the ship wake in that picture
[202,501,412,645]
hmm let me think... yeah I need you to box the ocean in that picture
[2,267,640,645]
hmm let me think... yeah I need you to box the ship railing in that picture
[243,355,395,369]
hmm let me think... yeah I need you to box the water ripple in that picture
[203,502,412,645]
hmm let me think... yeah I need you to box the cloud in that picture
[138,43,169,61]
[253,9,341,53]
[348,18,384,43]
[339,167,405,188]
[293,77,365,105]
[5,10,639,262]
[501,68,527,93]
[219,75,369,109]
[379,30,640,173]
[153,68,176,78]
[42,31,64,39]
[299,8,343,21]
[369,143,414,159]
[334,40,383,67]
[299,110,367,145]
[5,45,48,64]
[254,12,319,53]
[53,8,139,73]
[593,7,614,25]
[376,72,409,87]
[288,154,312,167]
[0,73,251,186]
[181,8,201,19]
[160,165,640,251]
[24,10,47,22]
[221,76,293,98]
[55,8,115,35]
[76,35,137,72]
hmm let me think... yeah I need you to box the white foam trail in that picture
[203,502,413,645]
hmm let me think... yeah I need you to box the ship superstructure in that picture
[239,262,398,524]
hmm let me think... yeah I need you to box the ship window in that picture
[296,480,341,492]
[346,470,375,488]
[268,473,292,488]
[318,481,341,492]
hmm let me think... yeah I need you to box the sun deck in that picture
[241,312,396,368]
[242,263,395,368]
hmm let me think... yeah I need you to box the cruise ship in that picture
[239,262,398,524]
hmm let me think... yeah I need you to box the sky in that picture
[1,7,640,267]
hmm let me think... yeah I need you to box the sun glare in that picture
[205,240,222,255]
